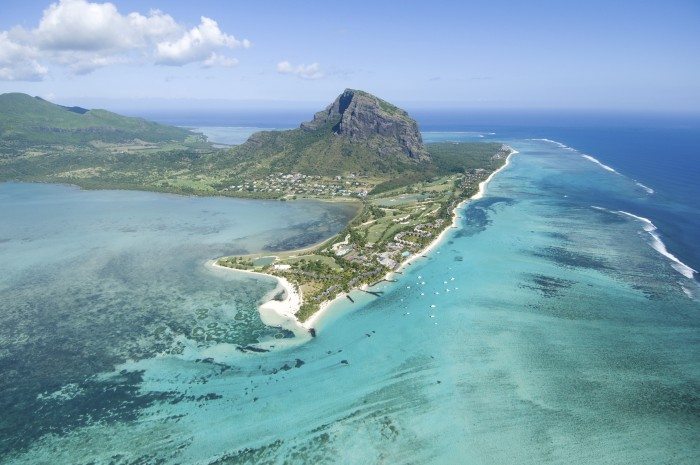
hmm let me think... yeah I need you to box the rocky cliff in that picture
[228,89,432,176]
[300,89,429,161]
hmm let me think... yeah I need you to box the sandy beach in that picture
[211,147,518,338]
[397,147,518,272]
[287,147,518,332]
[209,261,313,338]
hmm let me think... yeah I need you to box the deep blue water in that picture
[528,126,700,274]
[417,110,700,279]
[481,124,700,277]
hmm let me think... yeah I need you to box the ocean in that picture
[0,113,698,464]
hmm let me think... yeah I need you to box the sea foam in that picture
[635,181,654,194]
[581,154,618,173]
[617,211,697,280]
[529,138,576,151]
[534,139,650,190]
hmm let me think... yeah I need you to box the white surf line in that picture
[580,154,618,174]
[532,138,654,195]
[527,138,576,151]
[531,138,618,172]
[634,181,654,194]
[681,285,695,299]
[615,211,697,280]
[585,155,656,195]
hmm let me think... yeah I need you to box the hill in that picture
[0,93,192,149]
[221,89,431,177]
[0,90,507,199]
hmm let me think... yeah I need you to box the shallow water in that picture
[193,126,289,145]
[0,185,358,457]
[2,138,699,464]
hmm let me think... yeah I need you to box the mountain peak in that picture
[300,89,429,161]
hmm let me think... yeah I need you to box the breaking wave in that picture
[581,154,618,173]
[591,206,696,282]
[529,138,576,151]
[617,211,697,280]
[635,182,654,194]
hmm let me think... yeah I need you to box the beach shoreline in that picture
[211,147,518,340]
[397,147,518,273]
[208,261,313,339]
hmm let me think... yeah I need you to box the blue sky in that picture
[0,0,698,112]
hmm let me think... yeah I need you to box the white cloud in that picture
[277,61,323,80]
[34,0,179,51]
[0,32,47,81]
[60,53,127,75]
[203,52,239,68]
[0,0,249,81]
[155,17,249,66]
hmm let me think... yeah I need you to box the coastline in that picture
[397,147,518,272]
[212,147,518,340]
[208,261,312,339]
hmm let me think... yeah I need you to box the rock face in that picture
[301,89,430,161]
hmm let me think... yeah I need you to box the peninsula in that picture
[0,89,513,334]
[211,90,514,334]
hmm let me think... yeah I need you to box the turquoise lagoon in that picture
[1,137,698,464]
[192,127,289,146]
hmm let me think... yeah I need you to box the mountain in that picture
[301,89,429,161]
[0,89,506,198]
[0,92,192,149]
[225,89,431,176]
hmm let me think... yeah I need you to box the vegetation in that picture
[0,93,193,148]
[0,92,501,200]
[217,144,513,322]
[0,90,513,324]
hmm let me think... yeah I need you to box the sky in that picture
[0,0,699,113]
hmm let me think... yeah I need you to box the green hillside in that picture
[212,123,425,177]
[217,89,431,178]
[0,90,507,200]
[0,93,192,148]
